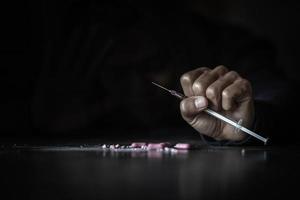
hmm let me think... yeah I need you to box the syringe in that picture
[152,82,268,144]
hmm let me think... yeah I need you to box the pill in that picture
[131,142,147,148]
[147,143,167,150]
[174,143,191,150]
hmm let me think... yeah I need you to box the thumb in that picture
[180,96,208,121]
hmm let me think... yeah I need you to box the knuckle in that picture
[207,71,219,80]
[241,78,251,87]
[240,79,252,94]
[215,65,228,73]
[199,67,210,71]
[222,90,231,99]
[192,81,204,94]
[180,73,192,85]
[237,78,250,88]
[206,86,218,99]
[226,71,239,79]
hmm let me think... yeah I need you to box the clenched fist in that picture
[180,66,254,141]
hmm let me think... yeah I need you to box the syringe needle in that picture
[152,82,185,99]
[151,82,171,92]
[152,82,268,144]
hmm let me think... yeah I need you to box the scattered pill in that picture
[98,142,192,153]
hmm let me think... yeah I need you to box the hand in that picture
[180,66,254,141]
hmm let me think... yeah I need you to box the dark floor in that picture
[1,139,299,200]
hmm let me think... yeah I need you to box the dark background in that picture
[1,0,299,141]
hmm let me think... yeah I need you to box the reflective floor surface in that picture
[1,141,299,200]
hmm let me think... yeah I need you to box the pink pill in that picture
[147,143,166,150]
[131,142,147,148]
[174,143,191,150]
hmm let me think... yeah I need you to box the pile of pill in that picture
[99,142,191,152]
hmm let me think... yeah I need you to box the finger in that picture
[222,78,252,111]
[192,65,228,97]
[206,71,240,111]
[180,67,209,96]
[180,96,208,121]
[211,65,229,76]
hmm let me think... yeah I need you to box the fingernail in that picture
[194,96,207,110]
